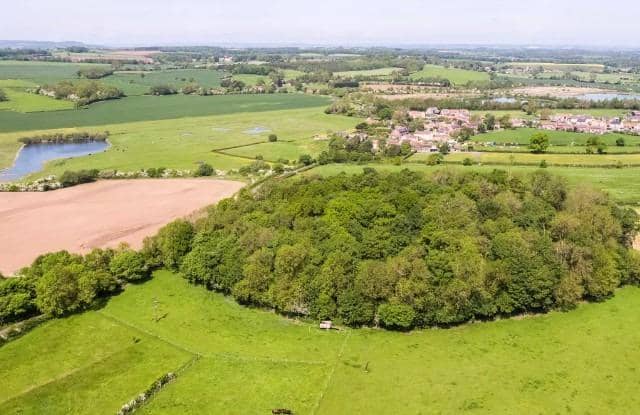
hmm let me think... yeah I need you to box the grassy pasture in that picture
[470,109,630,119]
[0,94,331,133]
[0,107,357,178]
[443,151,640,167]
[410,64,490,85]
[2,270,640,414]
[473,128,639,146]
[0,88,75,112]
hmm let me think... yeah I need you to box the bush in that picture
[298,154,315,166]
[59,169,99,187]
[616,137,626,147]
[195,163,215,177]
[378,303,416,330]
[149,85,177,95]
[0,89,7,102]
[462,157,474,166]
[539,159,548,168]
[529,132,550,154]
[268,134,278,142]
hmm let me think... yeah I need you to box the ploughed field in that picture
[0,179,243,275]
[1,270,639,414]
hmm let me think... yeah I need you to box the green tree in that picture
[110,249,150,282]
[529,132,550,154]
[268,134,278,142]
[377,302,416,330]
[195,163,215,177]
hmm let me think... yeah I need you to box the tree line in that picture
[2,170,638,330]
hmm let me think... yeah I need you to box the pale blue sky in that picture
[1,0,638,47]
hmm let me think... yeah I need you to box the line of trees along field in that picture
[1,170,639,330]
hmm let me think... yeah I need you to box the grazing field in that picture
[0,94,332,133]
[0,88,75,112]
[503,62,605,72]
[2,270,639,414]
[0,179,244,275]
[442,151,640,167]
[0,107,357,179]
[307,163,640,205]
[102,69,226,96]
[473,128,639,146]
[410,64,490,85]
[334,67,403,77]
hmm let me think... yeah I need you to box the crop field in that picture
[307,163,640,206]
[0,107,357,178]
[0,60,111,84]
[410,64,490,85]
[0,94,332,133]
[334,67,403,77]
[102,69,226,96]
[473,128,639,146]
[2,270,639,414]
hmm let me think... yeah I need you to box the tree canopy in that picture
[141,169,639,329]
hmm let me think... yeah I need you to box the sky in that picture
[1,0,638,48]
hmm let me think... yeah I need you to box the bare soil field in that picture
[510,86,613,98]
[0,179,244,275]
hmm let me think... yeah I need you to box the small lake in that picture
[0,141,109,182]
[492,97,518,104]
[576,93,640,101]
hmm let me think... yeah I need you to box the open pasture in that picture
[0,94,331,133]
[443,151,640,167]
[0,107,357,179]
[2,270,639,414]
[474,128,639,146]
[410,64,490,85]
[503,62,605,73]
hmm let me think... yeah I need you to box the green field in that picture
[0,60,112,84]
[307,163,640,205]
[0,107,357,178]
[334,67,403,77]
[102,69,226,96]
[473,128,639,146]
[2,270,639,414]
[0,94,331,133]
[0,88,75,112]
[442,151,640,167]
[503,62,605,73]
[410,64,490,85]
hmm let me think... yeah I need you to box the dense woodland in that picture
[4,170,637,329]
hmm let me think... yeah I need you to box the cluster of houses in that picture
[539,111,640,135]
[387,108,474,153]
[387,107,640,153]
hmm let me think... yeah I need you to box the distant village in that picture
[386,108,640,153]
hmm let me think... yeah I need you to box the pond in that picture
[0,141,109,182]
[576,93,640,101]
[492,97,518,104]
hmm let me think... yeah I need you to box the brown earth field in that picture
[0,179,244,275]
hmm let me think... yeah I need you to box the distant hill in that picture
[0,40,89,50]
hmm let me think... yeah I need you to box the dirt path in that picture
[0,179,244,275]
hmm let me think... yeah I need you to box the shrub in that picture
[462,157,474,166]
[298,154,315,166]
[0,89,7,102]
[195,163,215,177]
[59,169,99,187]
[268,134,278,142]
[377,303,416,330]
[616,137,626,147]
[539,159,548,168]
[529,132,550,154]
[149,85,177,95]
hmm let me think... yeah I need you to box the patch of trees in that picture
[529,132,550,153]
[40,81,124,105]
[0,247,149,323]
[149,85,178,95]
[140,169,639,329]
[77,67,114,79]
[231,64,273,75]
[18,131,109,145]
